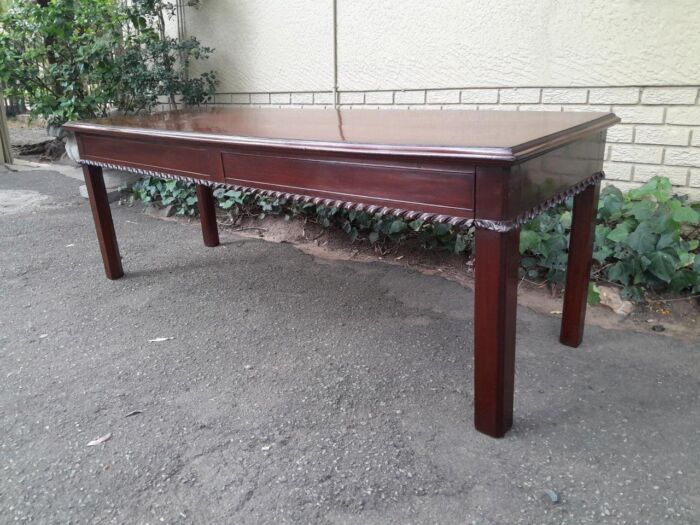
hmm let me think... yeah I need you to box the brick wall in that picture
[194,85,700,199]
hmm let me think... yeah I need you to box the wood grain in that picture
[561,182,601,347]
[82,164,123,280]
[196,184,220,247]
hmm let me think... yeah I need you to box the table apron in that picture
[77,133,477,223]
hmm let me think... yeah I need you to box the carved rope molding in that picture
[76,158,604,232]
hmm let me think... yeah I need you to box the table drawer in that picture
[78,134,219,181]
[221,151,475,218]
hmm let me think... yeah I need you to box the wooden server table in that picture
[64,107,618,438]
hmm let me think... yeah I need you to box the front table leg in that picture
[474,226,519,437]
[560,182,600,347]
[83,165,124,280]
[196,184,220,247]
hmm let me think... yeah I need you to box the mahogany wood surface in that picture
[221,150,475,219]
[65,107,618,163]
[560,182,601,347]
[196,184,220,247]
[82,165,123,280]
[474,227,519,437]
[65,107,619,439]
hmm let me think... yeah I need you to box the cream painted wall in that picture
[184,0,700,93]
[184,0,334,92]
[338,0,700,90]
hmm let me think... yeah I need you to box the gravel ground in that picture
[1,167,699,524]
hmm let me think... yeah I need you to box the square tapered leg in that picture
[196,184,219,247]
[473,227,519,437]
[560,182,600,347]
[83,165,123,280]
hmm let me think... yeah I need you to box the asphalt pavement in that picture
[1,166,699,524]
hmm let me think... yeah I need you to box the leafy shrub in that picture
[520,177,699,300]
[131,178,199,216]
[0,0,216,126]
[130,176,700,300]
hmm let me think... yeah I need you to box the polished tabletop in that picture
[65,107,618,162]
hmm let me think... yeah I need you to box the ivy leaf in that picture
[670,270,697,293]
[626,200,654,221]
[519,229,541,254]
[389,220,406,235]
[626,223,658,254]
[670,205,700,224]
[628,176,671,202]
[593,245,613,264]
[559,211,572,230]
[368,231,379,244]
[433,223,451,237]
[606,223,630,243]
[647,252,677,283]
[607,261,630,285]
[656,230,678,250]
[598,187,623,219]
[677,250,694,267]
[454,234,467,254]
[409,219,424,232]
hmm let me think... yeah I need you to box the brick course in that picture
[635,126,689,146]
[426,89,460,104]
[499,88,540,104]
[460,89,498,103]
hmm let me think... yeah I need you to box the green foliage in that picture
[521,176,700,300]
[131,177,199,216]
[131,176,700,301]
[0,0,217,125]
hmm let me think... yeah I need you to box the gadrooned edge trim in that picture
[77,158,604,232]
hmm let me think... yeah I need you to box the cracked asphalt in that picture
[1,166,699,524]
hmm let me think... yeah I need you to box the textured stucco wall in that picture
[184,0,333,92]
[185,0,700,93]
[337,0,700,90]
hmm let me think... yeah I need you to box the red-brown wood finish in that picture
[560,182,601,347]
[221,150,475,219]
[64,107,619,439]
[474,227,519,437]
[196,184,220,247]
[65,107,617,163]
[78,133,222,182]
[82,164,123,280]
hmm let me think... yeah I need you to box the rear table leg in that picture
[473,227,519,437]
[560,182,600,347]
[196,184,219,247]
[83,165,123,280]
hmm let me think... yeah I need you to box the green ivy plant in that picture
[130,176,700,301]
[0,0,217,126]
[520,177,699,300]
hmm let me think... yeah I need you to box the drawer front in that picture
[78,134,219,181]
[222,152,475,218]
